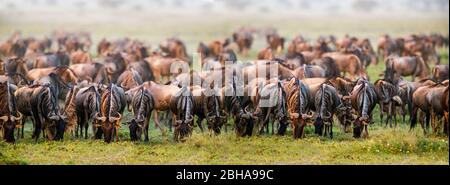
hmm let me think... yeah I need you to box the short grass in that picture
[0,12,449,165]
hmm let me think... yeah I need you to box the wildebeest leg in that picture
[379,103,384,126]
[84,112,89,139]
[330,121,334,139]
[153,111,164,134]
[401,105,407,124]
[393,105,398,128]
[144,117,150,142]
[197,116,204,133]
[388,102,393,128]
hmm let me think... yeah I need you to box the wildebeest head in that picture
[173,86,194,142]
[0,81,22,142]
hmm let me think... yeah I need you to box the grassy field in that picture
[0,12,449,165]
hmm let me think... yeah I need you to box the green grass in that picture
[0,13,449,165]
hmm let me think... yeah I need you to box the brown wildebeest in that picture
[292,64,326,79]
[243,60,294,84]
[0,38,27,58]
[70,50,91,64]
[3,57,29,77]
[61,86,79,138]
[232,30,253,56]
[69,62,110,84]
[0,81,22,143]
[94,84,126,143]
[145,56,189,84]
[116,68,143,91]
[99,52,127,83]
[97,38,111,57]
[285,78,314,139]
[159,38,190,62]
[27,66,79,85]
[311,57,340,78]
[127,81,194,142]
[29,50,70,69]
[385,55,430,82]
[257,47,274,60]
[426,82,449,135]
[266,33,285,54]
[350,78,378,138]
[15,84,67,141]
[322,52,367,80]
[432,64,449,83]
[190,86,225,135]
[287,35,312,56]
[377,34,404,62]
[374,79,403,128]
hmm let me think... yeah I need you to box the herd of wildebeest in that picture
[0,28,448,143]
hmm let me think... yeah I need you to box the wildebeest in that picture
[252,78,289,135]
[127,85,154,141]
[159,38,190,62]
[75,85,102,139]
[266,33,285,54]
[61,86,79,138]
[385,55,429,82]
[28,50,70,69]
[313,83,347,138]
[286,78,314,139]
[145,56,189,84]
[232,29,253,56]
[0,81,22,143]
[116,68,143,91]
[432,64,449,83]
[15,84,67,141]
[411,81,449,135]
[94,84,126,143]
[69,62,110,84]
[322,52,367,80]
[126,81,194,142]
[310,57,340,78]
[374,79,403,128]
[350,78,378,138]
[70,50,92,64]
[190,86,225,135]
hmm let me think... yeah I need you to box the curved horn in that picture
[109,113,122,122]
[392,95,403,105]
[0,115,8,122]
[11,112,23,121]
[186,115,194,122]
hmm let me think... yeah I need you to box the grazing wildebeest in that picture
[374,79,403,128]
[15,84,67,141]
[127,85,154,141]
[4,57,29,76]
[432,64,449,83]
[100,53,127,83]
[75,85,102,139]
[145,56,189,84]
[190,86,225,135]
[127,81,194,141]
[61,86,79,138]
[253,79,289,135]
[94,84,126,143]
[69,62,110,84]
[0,81,22,143]
[322,52,367,80]
[292,64,326,79]
[313,83,348,138]
[350,78,378,138]
[385,55,429,82]
[286,78,314,139]
[126,60,155,82]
